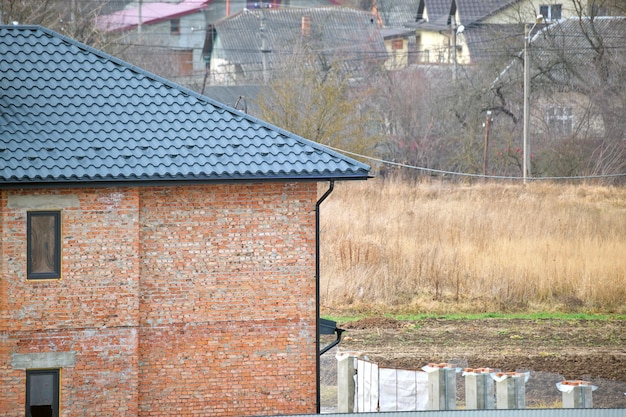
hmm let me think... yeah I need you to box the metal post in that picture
[523,23,531,182]
[483,111,492,178]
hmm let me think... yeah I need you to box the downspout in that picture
[315,180,334,414]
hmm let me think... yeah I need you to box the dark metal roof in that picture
[0,25,370,187]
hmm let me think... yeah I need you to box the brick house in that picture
[0,25,369,417]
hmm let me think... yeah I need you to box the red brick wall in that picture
[1,188,140,416]
[0,182,318,416]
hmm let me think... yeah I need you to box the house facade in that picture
[95,0,342,86]
[408,0,608,65]
[0,25,369,417]
[96,0,211,81]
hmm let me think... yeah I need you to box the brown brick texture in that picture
[0,182,318,416]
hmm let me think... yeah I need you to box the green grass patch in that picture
[323,312,626,323]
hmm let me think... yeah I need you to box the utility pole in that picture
[483,111,492,178]
[138,0,143,35]
[522,15,543,183]
[451,18,457,82]
[70,0,76,30]
[259,1,270,84]
[522,24,531,182]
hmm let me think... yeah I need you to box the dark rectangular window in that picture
[171,18,180,34]
[26,369,60,417]
[27,211,61,280]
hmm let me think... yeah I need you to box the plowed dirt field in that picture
[324,318,626,409]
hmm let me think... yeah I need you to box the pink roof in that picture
[96,0,209,32]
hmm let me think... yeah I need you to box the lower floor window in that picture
[26,369,59,417]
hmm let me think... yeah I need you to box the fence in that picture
[337,355,604,412]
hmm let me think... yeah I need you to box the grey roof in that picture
[201,85,263,114]
[0,25,370,187]
[423,0,454,26]
[456,0,520,26]
[374,0,420,28]
[462,23,523,62]
[407,0,521,29]
[531,17,626,81]
[211,7,387,80]
[493,17,626,89]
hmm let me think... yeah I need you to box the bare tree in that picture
[254,52,380,160]
[485,0,626,179]
[0,0,122,52]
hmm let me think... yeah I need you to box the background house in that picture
[371,0,419,68]
[96,0,211,84]
[0,24,369,417]
[206,7,388,85]
[493,16,626,142]
[95,0,342,87]
[406,0,614,66]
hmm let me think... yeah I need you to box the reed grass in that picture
[319,178,626,315]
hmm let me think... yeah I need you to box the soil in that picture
[323,317,626,409]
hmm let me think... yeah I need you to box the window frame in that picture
[26,369,60,417]
[539,4,562,21]
[27,211,62,280]
[170,18,181,35]
[546,105,574,136]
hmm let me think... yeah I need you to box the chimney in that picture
[301,15,311,37]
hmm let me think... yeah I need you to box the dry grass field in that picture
[319,178,626,315]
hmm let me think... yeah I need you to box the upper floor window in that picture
[546,105,573,136]
[540,4,562,21]
[171,18,181,35]
[27,211,61,280]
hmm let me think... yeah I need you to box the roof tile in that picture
[0,25,369,186]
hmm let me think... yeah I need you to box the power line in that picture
[326,145,626,181]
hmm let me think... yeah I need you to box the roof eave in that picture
[0,174,372,189]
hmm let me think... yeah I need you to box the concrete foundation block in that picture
[558,380,596,409]
[337,354,356,413]
[423,363,458,410]
[463,368,495,409]
[493,372,528,409]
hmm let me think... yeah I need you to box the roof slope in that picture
[96,0,209,32]
[494,17,626,85]
[212,7,386,79]
[531,16,626,83]
[409,0,521,29]
[0,25,370,187]
[457,0,519,26]
[374,0,420,28]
